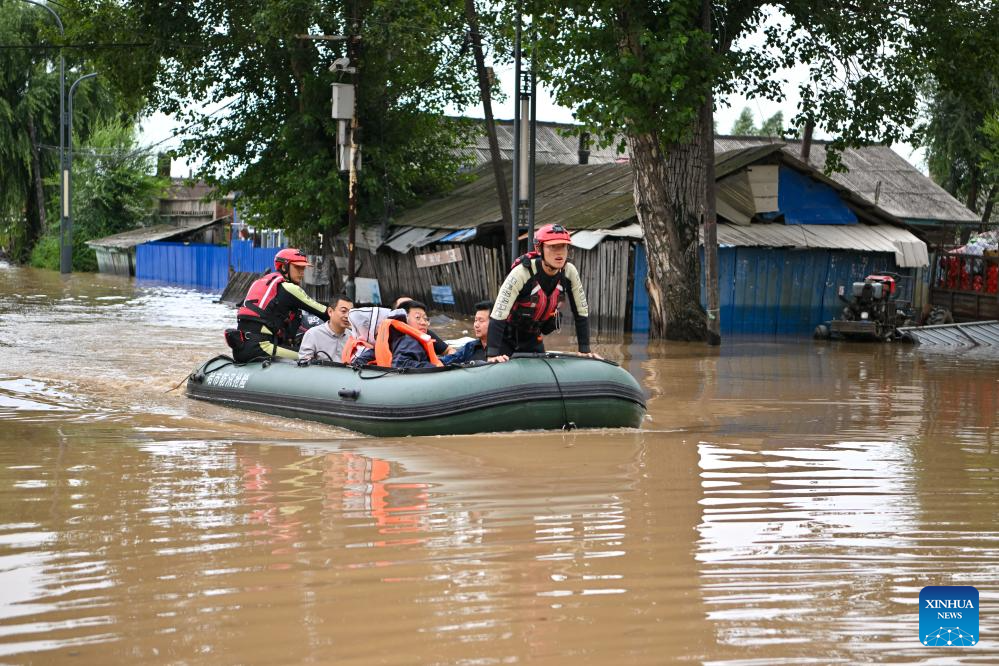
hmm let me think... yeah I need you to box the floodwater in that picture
[0,262,996,665]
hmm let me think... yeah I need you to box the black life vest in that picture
[508,253,564,328]
[236,272,301,343]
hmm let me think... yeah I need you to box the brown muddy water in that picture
[0,262,997,665]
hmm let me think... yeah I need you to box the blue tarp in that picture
[438,228,477,243]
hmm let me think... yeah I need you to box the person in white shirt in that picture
[298,294,353,362]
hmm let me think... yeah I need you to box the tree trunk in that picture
[627,129,707,341]
[464,0,512,236]
[701,0,720,346]
[981,183,998,229]
[966,166,980,214]
[26,113,46,252]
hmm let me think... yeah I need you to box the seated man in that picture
[393,294,455,356]
[354,300,443,369]
[440,300,492,365]
[298,294,353,362]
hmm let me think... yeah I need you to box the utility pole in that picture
[343,1,361,301]
[527,27,537,243]
[464,0,512,239]
[510,2,523,264]
[510,1,532,263]
[304,24,359,301]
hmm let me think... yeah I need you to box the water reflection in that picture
[679,341,999,664]
[3,263,999,664]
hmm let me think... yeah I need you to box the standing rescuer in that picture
[225,248,329,363]
[487,224,601,362]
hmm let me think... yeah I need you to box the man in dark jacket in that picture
[353,300,439,369]
[441,300,491,364]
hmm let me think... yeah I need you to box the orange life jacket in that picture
[374,319,443,368]
[341,337,373,364]
[237,272,285,326]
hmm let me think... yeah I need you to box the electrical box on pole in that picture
[331,83,355,120]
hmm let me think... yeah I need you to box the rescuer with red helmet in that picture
[224,248,330,363]
[487,224,601,362]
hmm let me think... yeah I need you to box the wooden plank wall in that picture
[219,271,262,305]
[327,238,632,331]
[332,240,505,315]
[571,240,631,335]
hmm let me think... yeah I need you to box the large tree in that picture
[66,0,481,256]
[533,1,987,340]
[917,2,999,230]
[0,0,116,263]
[0,2,73,262]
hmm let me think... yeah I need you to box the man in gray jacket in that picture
[298,294,353,362]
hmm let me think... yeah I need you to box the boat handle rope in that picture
[354,365,396,380]
[171,354,234,392]
[540,357,576,431]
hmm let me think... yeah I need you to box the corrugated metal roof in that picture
[392,163,634,231]
[383,226,436,253]
[715,137,978,224]
[708,222,929,267]
[571,224,643,250]
[458,122,975,225]
[86,217,224,249]
[899,321,999,347]
[462,121,627,166]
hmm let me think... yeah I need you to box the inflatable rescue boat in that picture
[185,353,646,437]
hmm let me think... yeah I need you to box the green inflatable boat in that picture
[185,353,646,437]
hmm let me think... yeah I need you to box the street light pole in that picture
[21,1,67,272]
[67,72,96,270]
[510,1,522,264]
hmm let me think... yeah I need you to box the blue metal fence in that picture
[135,243,229,291]
[229,239,280,274]
[135,240,281,292]
[632,244,901,335]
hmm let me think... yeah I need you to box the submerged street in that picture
[0,262,996,664]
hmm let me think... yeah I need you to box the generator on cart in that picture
[819,274,912,341]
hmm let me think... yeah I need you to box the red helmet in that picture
[274,248,311,272]
[534,223,571,250]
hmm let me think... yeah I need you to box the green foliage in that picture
[730,108,755,135]
[32,119,165,272]
[0,0,119,263]
[729,107,783,137]
[985,113,999,170]
[533,0,719,148]
[533,1,980,170]
[65,0,482,244]
[67,120,165,233]
[28,234,59,270]
[915,1,999,222]
[759,111,783,138]
[0,1,56,261]
[28,230,96,272]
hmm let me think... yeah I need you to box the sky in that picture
[140,82,927,179]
